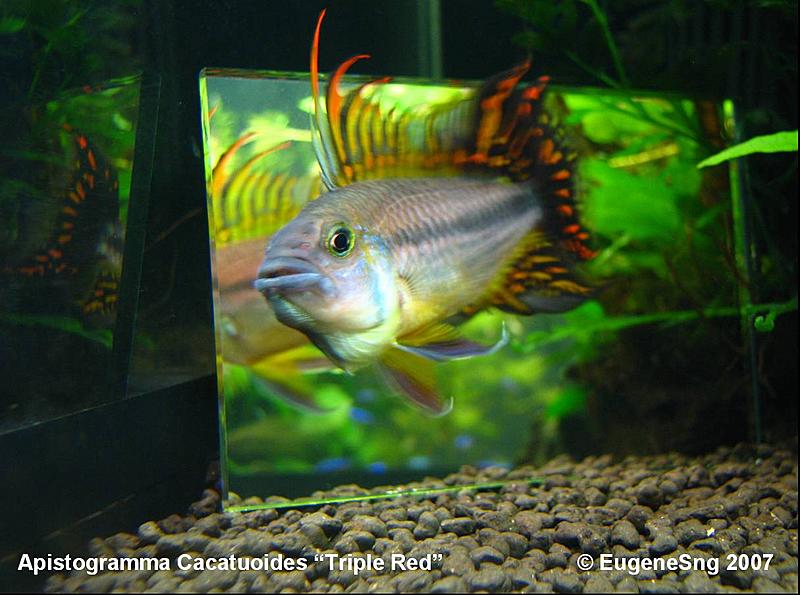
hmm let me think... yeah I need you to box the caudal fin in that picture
[461,65,597,315]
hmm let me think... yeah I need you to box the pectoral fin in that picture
[377,347,452,416]
[396,323,509,362]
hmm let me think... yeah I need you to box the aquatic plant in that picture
[698,130,798,169]
[0,312,112,348]
[495,0,797,453]
[0,0,141,104]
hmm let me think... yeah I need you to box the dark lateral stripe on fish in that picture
[313,47,593,264]
[381,184,534,251]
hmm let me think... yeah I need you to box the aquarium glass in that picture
[0,76,145,434]
[200,68,745,510]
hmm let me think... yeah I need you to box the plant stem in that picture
[515,298,798,353]
[595,96,700,143]
[579,0,630,87]
[565,50,621,88]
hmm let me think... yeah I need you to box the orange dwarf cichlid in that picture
[255,10,595,415]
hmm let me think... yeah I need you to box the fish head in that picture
[256,202,399,366]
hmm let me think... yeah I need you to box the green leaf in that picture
[0,314,112,348]
[751,297,798,333]
[580,159,683,242]
[753,313,775,332]
[697,130,798,169]
[545,385,587,420]
[0,17,26,34]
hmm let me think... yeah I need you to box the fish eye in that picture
[326,224,355,257]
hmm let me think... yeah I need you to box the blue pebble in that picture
[316,457,351,473]
[367,461,388,474]
[454,434,475,450]
[501,377,519,391]
[350,407,375,424]
[477,459,511,470]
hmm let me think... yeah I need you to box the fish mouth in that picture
[254,256,332,295]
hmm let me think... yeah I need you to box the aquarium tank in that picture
[1,1,796,593]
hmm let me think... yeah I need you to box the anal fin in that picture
[487,233,594,315]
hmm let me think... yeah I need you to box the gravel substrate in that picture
[46,443,797,593]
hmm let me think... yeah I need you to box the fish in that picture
[255,10,596,415]
[11,125,120,277]
[210,131,334,411]
[216,236,333,411]
[3,124,123,327]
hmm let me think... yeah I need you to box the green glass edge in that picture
[199,72,232,504]
[199,67,710,104]
[225,478,545,513]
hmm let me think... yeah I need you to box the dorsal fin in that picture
[462,61,534,167]
[310,10,474,186]
[210,134,321,245]
[310,9,344,189]
[211,131,257,198]
[456,64,594,260]
[11,126,119,278]
[309,11,596,313]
